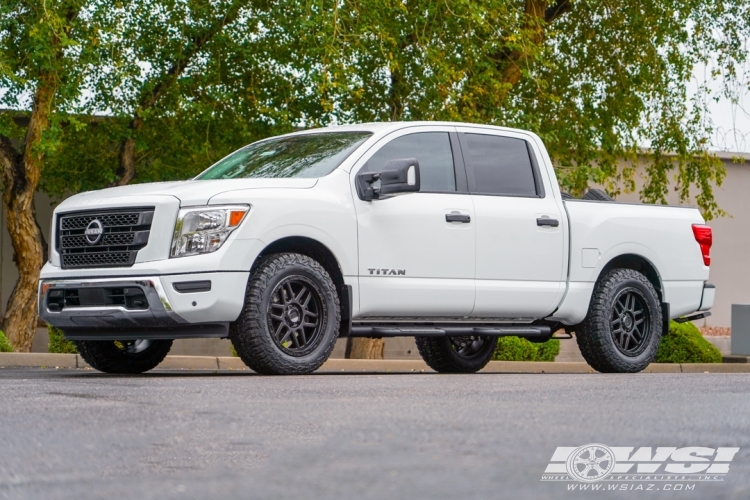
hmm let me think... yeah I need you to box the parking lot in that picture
[1,369,749,499]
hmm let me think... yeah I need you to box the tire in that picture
[582,188,614,201]
[576,268,663,373]
[230,253,340,375]
[560,192,576,200]
[415,336,497,373]
[75,339,173,374]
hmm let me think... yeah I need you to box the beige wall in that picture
[2,153,748,327]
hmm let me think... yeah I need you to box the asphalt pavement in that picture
[1,369,749,500]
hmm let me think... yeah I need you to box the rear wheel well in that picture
[599,254,663,302]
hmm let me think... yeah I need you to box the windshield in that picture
[197,132,372,180]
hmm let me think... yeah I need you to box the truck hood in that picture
[58,178,318,209]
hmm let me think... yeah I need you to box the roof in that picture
[285,120,537,137]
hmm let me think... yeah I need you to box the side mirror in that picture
[356,158,420,201]
[379,158,420,196]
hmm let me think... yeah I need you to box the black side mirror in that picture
[356,158,420,201]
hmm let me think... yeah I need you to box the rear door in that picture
[352,126,476,318]
[456,127,566,319]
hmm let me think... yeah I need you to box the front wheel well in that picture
[598,254,663,302]
[255,237,345,290]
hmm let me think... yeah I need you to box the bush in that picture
[0,330,13,352]
[493,337,560,362]
[655,321,722,363]
[48,325,77,354]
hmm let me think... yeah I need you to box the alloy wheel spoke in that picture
[275,322,289,341]
[297,328,307,345]
[622,334,631,351]
[285,283,295,304]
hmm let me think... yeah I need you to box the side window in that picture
[464,134,538,197]
[363,132,456,192]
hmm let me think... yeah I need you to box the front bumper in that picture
[39,272,249,340]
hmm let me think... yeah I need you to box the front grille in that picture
[57,208,154,269]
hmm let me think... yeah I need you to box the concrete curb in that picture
[2,352,750,373]
[0,352,79,368]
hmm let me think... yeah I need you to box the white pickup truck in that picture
[38,122,714,374]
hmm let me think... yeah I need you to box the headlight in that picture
[170,205,249,258]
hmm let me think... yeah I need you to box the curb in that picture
[2,352,750,373]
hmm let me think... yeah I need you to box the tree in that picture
[41,0,305,197]
[298,0,748,214]
[0,0,96,351]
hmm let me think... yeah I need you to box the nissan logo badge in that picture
[84,219,104,245]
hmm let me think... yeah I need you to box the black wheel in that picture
[75,339,173,374]
[576,268,662,373]
[415,335,497,373]
[230,253,340,375]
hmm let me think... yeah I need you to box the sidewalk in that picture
[1,352,750,373]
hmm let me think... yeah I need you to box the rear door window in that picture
[463,134,540,197]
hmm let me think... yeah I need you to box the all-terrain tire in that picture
[415,336,497,373]
[230,253,340,375]
[75,339,173,374]
[576,268,663,373]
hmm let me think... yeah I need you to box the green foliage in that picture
[230,343,238,357]
[0,330,13,352]
[493,337,560,362]
[47,325,77,354]
[655,321,722,363]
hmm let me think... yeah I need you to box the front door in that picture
[352,126,476,318]
[456,127,566,319]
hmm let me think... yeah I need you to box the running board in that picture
[349,325,551,339]
[674,312,711,324]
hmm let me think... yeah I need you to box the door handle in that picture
[446,214,471,223]
[536,218,559,227]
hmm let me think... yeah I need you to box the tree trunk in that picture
[0,76,55,351]
[112,117,142,187]
[346,337,385,359]
[389,66,405,121]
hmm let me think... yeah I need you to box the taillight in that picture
[692,224,712,266]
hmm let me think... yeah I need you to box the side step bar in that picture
[349,325,551,339]
[674,312,711,324]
